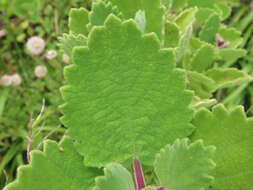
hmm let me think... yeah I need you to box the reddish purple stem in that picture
[133,158,146,190]
[157,187,165,190]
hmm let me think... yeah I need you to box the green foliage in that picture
[154,138,216,190]
[106,0,165,39]
[88,0,122,30]
[199,13,220,44]
[61,15,193,167]
[3,137,101,190]
[69,8,89,35]
[10,0,46,22]
[206,68,252,89]
[59,34,87,56]
[93,163,135,190]
[192,105,253,190]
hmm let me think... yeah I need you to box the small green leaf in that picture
[175,7,197,33]
[199,13,220,44]
[176,25,193,64]
[218,26,243,48]
[216,48,246,62]
[206,68,252,90]
[164,22,180,48]
[188,0,218,8]
[192,105,253,190]
[214,2,231,20]
[69,8,89,35]
[190,96,217,110]
[88,0,122,31]
[107,0,165,39]
[154,138,216,190]
[4,137,101,190]
[186,44,215,72]
[170,0,187,11]
[59,34,87,56]
[187,71,216,98]
[93,163,135,190]
[195,8,214,23]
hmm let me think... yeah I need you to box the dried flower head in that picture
[45,50,57,60]
[0,74,12,86]
[0,29,7,38]
[215,33,230,49]
[26,36,45,55]
[62,54,70,64]
[11,73,22,86]
[35,65,48,78]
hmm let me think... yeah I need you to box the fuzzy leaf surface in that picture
[4,137,101,190]
[192,105,253,190]
[154,138,216,190]
[61,15,193,167]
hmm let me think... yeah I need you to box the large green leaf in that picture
[4,137,101,190]
[154,138,216,190]
[191,105,253,190]
[93,163,135,190]
[61,15,193,167]
[107,0,165,39]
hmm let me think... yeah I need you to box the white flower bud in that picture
[0,75,12,86]
[35,65,48,78]
[45,50,57,60]
[62,54,70,64]
[0,29,7,38]
[11,73,22,86]
[26,36,45,55]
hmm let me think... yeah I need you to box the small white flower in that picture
[26,36,45,55]
[62,54,70,64]
[35,65,48,78]
[45,50,57,60]
[10,73,22,86]
[0,75,12,86]
[0,29,7,38]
